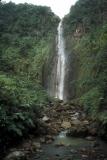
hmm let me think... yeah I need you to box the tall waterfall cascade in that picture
[55,20,66,100]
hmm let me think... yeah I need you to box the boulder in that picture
[83,120,89,125]
[4,151,26,160]
[32,142,41,150]
[42,116,50,122]
[67,126,88,137]
[40,137,45,143]
[61,121,71,129]
[71,119,81,126]
[85,136,95,141]
[70,149,77,154]
[46,139,53,144]
[45,135,54,140]
[82,155,88,158]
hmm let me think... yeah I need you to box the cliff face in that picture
[63,0,107,137]
[42,36,58,97]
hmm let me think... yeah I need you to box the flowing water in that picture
[54,130,92,147]
[31,131,107,160]
[55,20,66,100]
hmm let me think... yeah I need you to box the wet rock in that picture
[71,119,81,125]
[45,135,54,144]
[86,136,95,141]
[4,151,26,160]
[36,149,43,153]
[80,148,87,152]
[61,121,71,129]
[42,116,50,122]
[56,121,62,125]
[45,135,54,140]
[40,137,45,143]
[55,142,65,147]
[56,108,64,112]
[73,112,80,118]
[46,139,53,144]
[51,128,58,134]
[82,154,88,158]
[32,142,41,150]
[67,126,88,137]
[70,149,77,154]
[83,120,89,125]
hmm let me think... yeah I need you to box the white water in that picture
[55,21,66,100]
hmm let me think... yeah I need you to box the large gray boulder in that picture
[4,151,26,160]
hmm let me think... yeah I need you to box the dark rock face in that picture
[43,40,77,102]
[47,52,58,98]
[42,37,58,98]
[64,51,77,101]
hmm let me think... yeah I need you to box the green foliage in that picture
[0,73,47,142]
[0,1,59,147]
[80,87,103,117]
[99,112,107,125]
[0,104,37,137]
[64,0,107,35]
[63,0,107,126]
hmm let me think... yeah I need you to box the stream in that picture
[30,130,107,160]
[54,130,93,147]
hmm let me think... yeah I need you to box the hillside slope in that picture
[63,0,107,137]
[0,1,59,150]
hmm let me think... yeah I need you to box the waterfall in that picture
[47,20,74,101]
[55,20,66,100]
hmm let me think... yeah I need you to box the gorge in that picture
[0,0,107,159]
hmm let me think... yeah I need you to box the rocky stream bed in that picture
[4,102,107,160]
